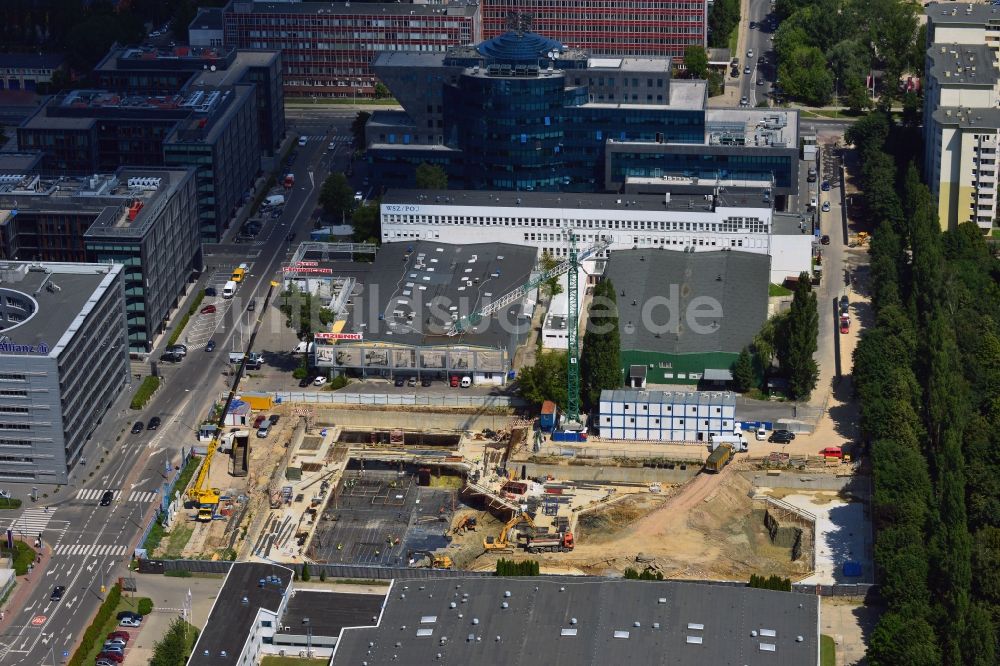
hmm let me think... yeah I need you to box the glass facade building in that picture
[369,28,798,196]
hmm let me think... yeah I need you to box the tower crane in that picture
[448,235,611,426]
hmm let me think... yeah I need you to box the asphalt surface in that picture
[0,111,356,666]
[737,0,777,107]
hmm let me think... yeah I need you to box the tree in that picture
[150,617,198,666]
[781,273,818,400]
[279,284,335,340]
[579,279,621,411]
[732,347,755,392]
[707,0,739,49]
[374,82,391,99]
[778,45,833,106]
[537,251,563,299]
[683,45,709,79]
[319,172,355,220]
[517,351,568,409]
[351,202,380,243]
[351,111,371,148]
[415,163,448,190]
[300,562,311,581]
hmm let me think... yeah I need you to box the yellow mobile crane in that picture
[187,439,222,521]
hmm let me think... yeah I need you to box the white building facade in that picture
[380,191,812,283]
[598,389,737,442]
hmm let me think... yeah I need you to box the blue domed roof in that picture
[476,31,565,64]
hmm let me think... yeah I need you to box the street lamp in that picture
[302,617,312,657]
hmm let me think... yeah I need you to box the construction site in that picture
[146,394,869,586]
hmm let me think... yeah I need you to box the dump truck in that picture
[524,531,574,553]
[704,443,734,473]
[408,550,453,569]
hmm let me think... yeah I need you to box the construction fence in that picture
[138,559,876,596]
[273,391,523,408]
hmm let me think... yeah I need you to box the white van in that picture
[222,280,238,299]
[460,376,472,388]
[265,194,285,207]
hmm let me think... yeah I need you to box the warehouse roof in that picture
[277,590,385,639]
[341,241,538,347]
[604,249,769,355]
[330,577,819,666]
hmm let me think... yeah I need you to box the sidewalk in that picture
[0,538,51,632]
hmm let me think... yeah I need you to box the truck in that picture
[704,444,734,473]
[708,432,747,453]
[523,531,575,553]
[283,173,295,189]
[539,400,558,432]
[222,280,238,299]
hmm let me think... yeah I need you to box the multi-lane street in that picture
[737,0,777,107]
[0,109,359,666]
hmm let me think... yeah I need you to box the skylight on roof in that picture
[416,628,434,637]
[420,616,437,624]
[760,628,776,637]
[686,636,704,645]
[613,631,630,639]
[687,623,704,631]
[759,643,776,652]
[560,628,578,636]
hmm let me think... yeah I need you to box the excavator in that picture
[450,515,477,535]
[408,550,453,569]
[483,511,537,554]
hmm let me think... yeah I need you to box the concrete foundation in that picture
[314,408,516,432]
[521,462,699,485]
[762,508,805,561]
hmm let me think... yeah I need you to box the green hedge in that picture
[188,289,206,316]
[167,312,191,347]
[0,541,36,575]
[130,376,161,410]
[0,497,22,510]
[68,583,122,666]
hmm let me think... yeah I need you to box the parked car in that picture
[101,644,124,654]
[159,352,182,363]
[50,585,65,601]
[821,201,831,212]
[820,235,831,245]
[257,422,272,438]
[407,376,417,387]
[204,287,217,297]
[107,631,130,643]
[147,416,161,430]
[100,490,114,506]
[313,376,328,387]
[298,376,313,387]
[744,65,751,75]
[298,136,307,146]
[740,95,748,106]
[205,340,216,352]
[821,180,831,191]
[756,77,764,86]
[394,376,406,387]
[421,378,433,387]
[769,429,796,443]
[96,659,117,666]
[268,415,280,425]
[253,414,266,429]
[840,295,850,313]
[755,427,767,441]
[450,375,460,388]
[96,653,124,664]
[118,618,141,628]
[104,638,127,648]
[167,344,187,356]
[131,422,144,434]
[247,299,256,312]
[200,304,217,315]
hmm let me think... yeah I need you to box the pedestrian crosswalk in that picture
[7,507,56,534]
[75,488,158,503]
[299,135,350,145]
[53,544,129,557]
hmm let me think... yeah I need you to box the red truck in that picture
[283,173,295,189]
[524,532,575,553]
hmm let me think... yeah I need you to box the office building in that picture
[368,25,798,195]
[94,44,285,157]
[481,0,707,60]
[0,261,128,483]
[379,189,813,283]
[923,3,1000,233]
[0,53,66,92]
[290,240,537,384]
[187,562,294,666]
[604,249,770,385]
[0,168,202,353]
[18,85,259,241]
[220,0,482,98]
[189,7,225,48]
[329,577,820,665]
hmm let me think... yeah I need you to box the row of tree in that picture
[149,617,199,666]
[849,112,1000,664]
[496,558,541,576]
[731,275,818,400]
[773,0,924,108]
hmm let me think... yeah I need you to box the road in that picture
[0,112,357,666]
[737,0,777,107]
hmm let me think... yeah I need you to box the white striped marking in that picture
[53,544,128,557]
[127,491,159,504]
[7,507,56,534]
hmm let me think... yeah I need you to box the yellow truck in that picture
[231,263,249,282]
